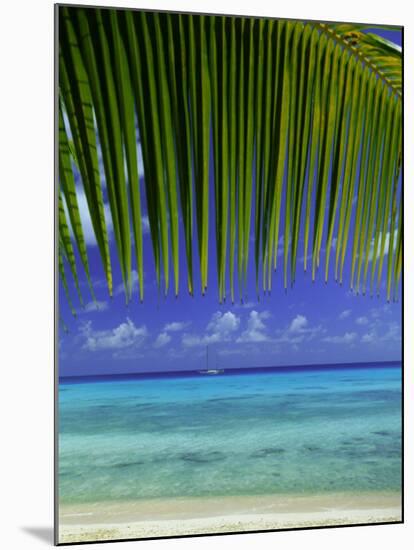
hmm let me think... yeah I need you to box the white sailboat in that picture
[199,345,224,374]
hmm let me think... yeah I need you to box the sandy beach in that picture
[58,491,402,543]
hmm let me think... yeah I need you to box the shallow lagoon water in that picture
[59,363,401,504]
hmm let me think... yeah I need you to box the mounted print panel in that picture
[56,3,403,545]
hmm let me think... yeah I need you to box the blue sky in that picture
[59,25,402,377]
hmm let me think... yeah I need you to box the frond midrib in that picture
[317,22,402,99]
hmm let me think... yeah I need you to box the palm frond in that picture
[59,102,94,298]
[60,7,113,295]
[58,8,402,309]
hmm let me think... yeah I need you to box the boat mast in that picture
[206,345,209,370]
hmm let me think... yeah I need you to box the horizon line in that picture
[59,358,401,381]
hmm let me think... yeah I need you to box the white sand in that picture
[58,492,402,543]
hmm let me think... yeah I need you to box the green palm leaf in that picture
[58,192,83,305]
[58,8,402,310]
[59,6,112,296]
[166,14,194,296]
[59,102,94,297]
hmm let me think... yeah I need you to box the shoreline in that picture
[59,491,402,543]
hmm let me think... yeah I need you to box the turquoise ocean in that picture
[59,362,402,505]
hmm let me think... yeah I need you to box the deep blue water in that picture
[59,362,402,504]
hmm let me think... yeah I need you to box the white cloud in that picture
[82,300,108,313]
[207,311,240,334]
[384,322,401,342]
[182,311,240,347]
[370,305,391,319]
[181,334,205,347]
[323,332,357,344]
[361,316,401,346]
[289,314,308,333]
[356,316,369,325]
[63,136,147,248]
[154,332,171,348]
[142,215,150,234]
[275,333,305,345]
[361,321,401,346]
[96,124,145,183]
[137,141,145,179]
[361,331,376,343]
[63,186,113,246]
[276,236,284,258]
[114,270,140,296]
[81,318,148,351]
[62,119,153,250]
[164,321,190,332]
[367,230,398,261]
[237,310,270,343]
[274,314,323,345]
[339,309,351,320]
